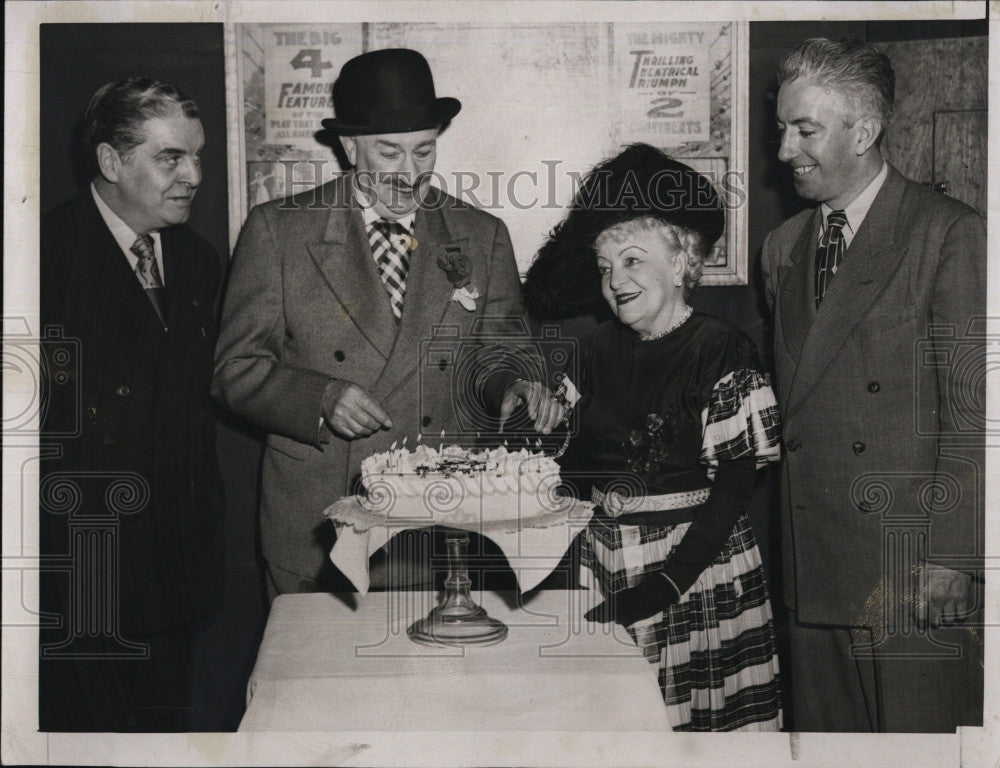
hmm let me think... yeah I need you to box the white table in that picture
[240,590,670,734]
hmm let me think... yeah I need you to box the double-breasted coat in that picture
[40,189,223,636]
[761,163,985,628]
[213,175,526,580]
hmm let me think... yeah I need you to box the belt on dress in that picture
[591,486,711,527]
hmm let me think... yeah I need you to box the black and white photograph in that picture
[3,1,995,766]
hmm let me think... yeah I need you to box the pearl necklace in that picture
[639,306,694,342]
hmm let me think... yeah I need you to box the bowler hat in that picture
[524,144,725,318]
[322,48,461,135]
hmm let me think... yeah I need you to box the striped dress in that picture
[561,314,783,731]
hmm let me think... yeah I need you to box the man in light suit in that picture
[214,49,561,598]
[40,78,222,730]
[760,38,984,732]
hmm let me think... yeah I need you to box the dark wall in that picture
[40,23,266,731]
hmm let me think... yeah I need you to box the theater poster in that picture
[226,21,747,283]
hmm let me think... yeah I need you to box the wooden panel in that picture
[933,110,987,216]
[882,36,987,185]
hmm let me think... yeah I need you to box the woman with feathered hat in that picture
[526,144,783,731]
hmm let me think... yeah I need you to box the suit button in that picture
[116,386,130,397]
[785,439,799,452]
[334,351,345,362]
[422,415,432,428]
[192,297,200,308]
[867,381,881,394]
[87,406,98,420]
[853,441,866,455]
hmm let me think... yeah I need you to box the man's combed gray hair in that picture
[777,38,895,127]
[83,77,199,172]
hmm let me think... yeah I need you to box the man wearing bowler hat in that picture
[214,48,563,597]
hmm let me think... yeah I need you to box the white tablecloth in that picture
[240,590,669,733]
[327,496,594,594]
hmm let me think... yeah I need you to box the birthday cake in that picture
[359,444,562,524]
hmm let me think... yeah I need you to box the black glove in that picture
[584,572,681,626]
[584,458,758,627]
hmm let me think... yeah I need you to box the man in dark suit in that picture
[39,78,222,731]
[213,49,561,598]
[760,38,984,732]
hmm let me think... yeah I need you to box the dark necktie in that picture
[815,209,848,307]
[130,234,167,328]
[368,219,411,322]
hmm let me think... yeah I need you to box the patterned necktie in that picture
[815,209,848,307]
[130,234,167,327]
[368,219,411,322]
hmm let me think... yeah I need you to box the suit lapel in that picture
[160,229,184,328]
[306,178,397,359]
[777,209,821,366]
[151,227,221,439]
[153,229,188,434]
[77,195,169,417]
[75,191,164,330]
[373,197,461,400]
[784,165,909,415]
[71,193,125,318]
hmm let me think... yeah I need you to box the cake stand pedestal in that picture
[407,530,508,646]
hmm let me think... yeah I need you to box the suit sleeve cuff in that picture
[317,378,351,445]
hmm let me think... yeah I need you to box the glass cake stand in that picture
[407,530,508,646]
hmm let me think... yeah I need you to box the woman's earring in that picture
[673,254,685,287]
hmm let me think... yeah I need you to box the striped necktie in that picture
[815,209,848,307]
[130,234,167,328]
[368,219,411,322]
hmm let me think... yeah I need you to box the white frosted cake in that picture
[360,444,562,524]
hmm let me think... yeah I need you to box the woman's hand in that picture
[499,379,567,434]
[584,573,681,626]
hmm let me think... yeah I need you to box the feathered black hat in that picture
[524,143,725,318]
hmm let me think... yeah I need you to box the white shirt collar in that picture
[354,185,416,232]
[90,183,164,279]
[820,159,888,237]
